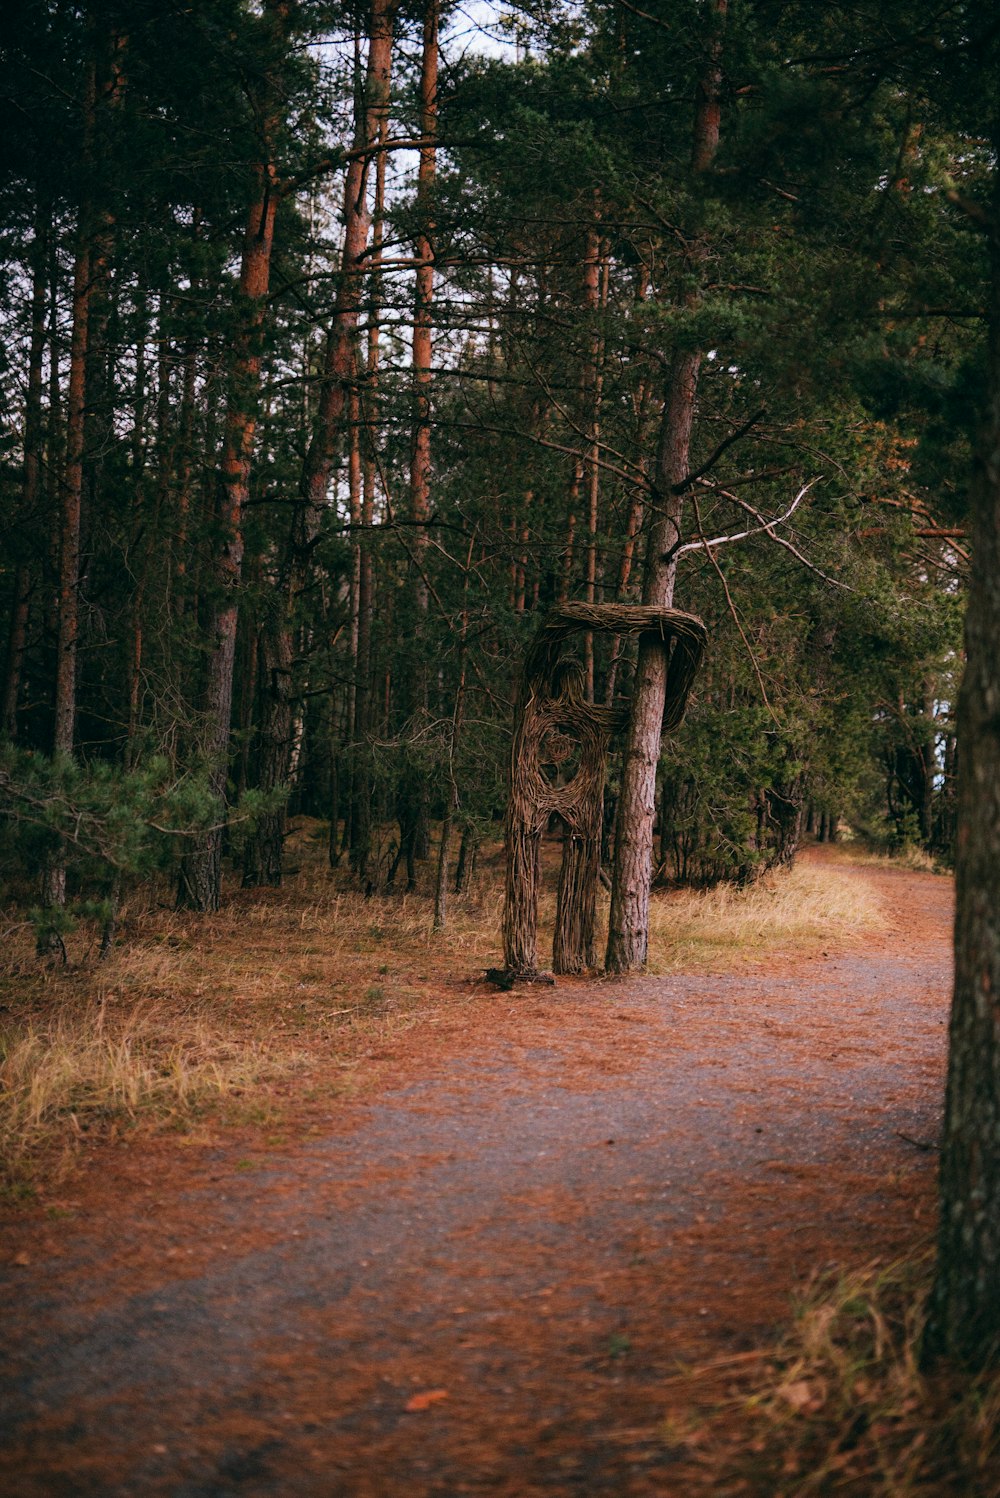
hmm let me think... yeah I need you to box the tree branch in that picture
[693,478,851,590]
[673,407,767,493]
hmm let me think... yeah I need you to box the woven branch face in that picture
[503,604,707,972]
[538,726,581,779]
[516,701,608,834]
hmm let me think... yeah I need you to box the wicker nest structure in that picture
[490,602,707,987]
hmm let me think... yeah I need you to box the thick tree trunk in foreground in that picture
[924,177,1000,1371]
[605,0,725,974]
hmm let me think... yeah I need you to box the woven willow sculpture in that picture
[492,602,707,986]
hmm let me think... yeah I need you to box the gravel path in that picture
[0,858,952,1496]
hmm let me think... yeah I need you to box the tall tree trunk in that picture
[44,231,63,662]
[351,347,379,876]
[349,116,385,880]
[3,213,47,740]
[170,210,202,630]
[605,0,726,974]
[337,380,364,862]
[242,0,394,889]
[604,284,655,706]
[551,227,608,965]
[401,0,439,865]
[583,227,608,702]
[924,159,1000,1371]
[301,0,394,523]
[432,535,472,931]
[125,280,151,765]
[560,480,580,603]
[177,0,290,911]
[40,57,100,947]
[54,65,98,763]
[409,0,438,600]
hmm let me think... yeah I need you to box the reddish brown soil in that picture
[0,854,952,1496]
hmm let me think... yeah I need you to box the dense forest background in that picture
[0,0,990,946]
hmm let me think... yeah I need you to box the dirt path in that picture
[0,856,952,1496]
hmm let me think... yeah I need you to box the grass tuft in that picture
[671,1252,1000,1495]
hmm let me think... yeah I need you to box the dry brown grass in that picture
[824,839,946,876]
[0,1007,300,1181]
[0,821,888,1185]
[644,855,884,973]
[668,1252,1000,1496]
[0,821,505,1184]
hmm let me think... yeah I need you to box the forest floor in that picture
[0,843,953,1495]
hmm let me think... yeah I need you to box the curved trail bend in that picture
[0,854,952,1496]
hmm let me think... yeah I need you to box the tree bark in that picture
[3,212,47,740]
[177,0,291,911]
[399,0,439,866]
[604,352,702,972]
[241,0,395,890]
[350,184,384,879]
[583,229,608,702]
[54,68,97,762]
[924,168,1000,1371]
[604,277,655,706]
[39,56,100,948]
[605,0,725,974]
[409,0,438,598]
[301,0,394,525]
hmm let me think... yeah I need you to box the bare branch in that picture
[675,481,809,556]
[685,478,852,591]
